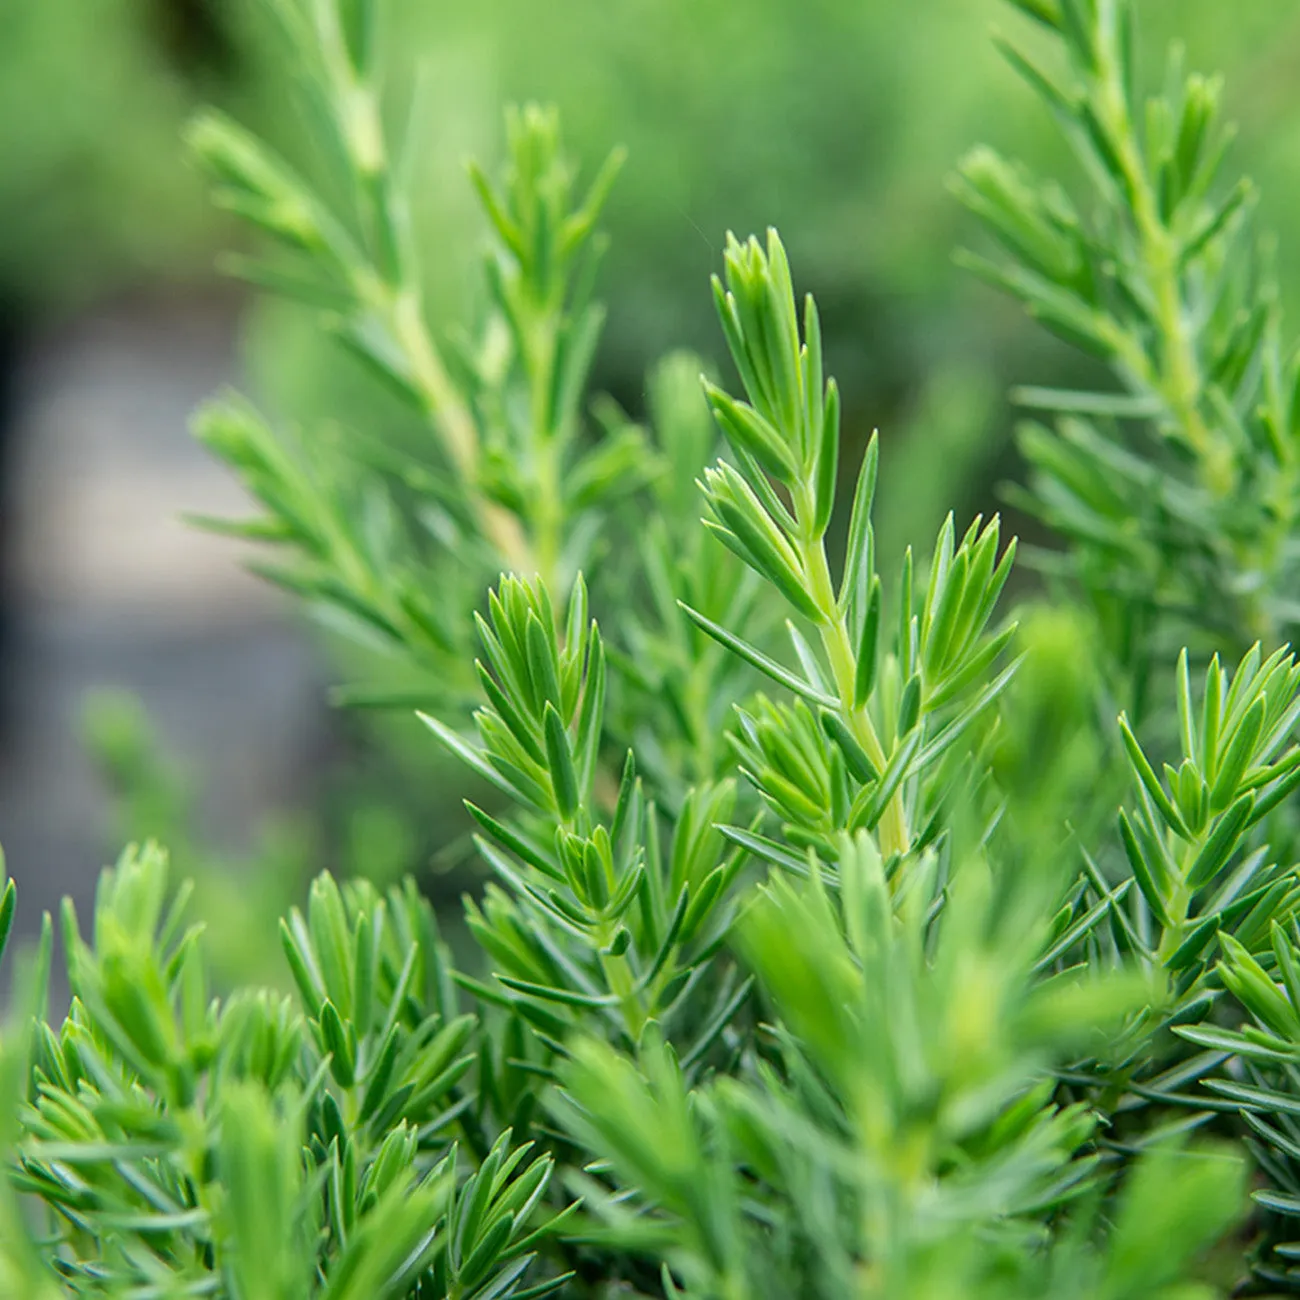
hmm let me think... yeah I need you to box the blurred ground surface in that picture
[0,296,328,939]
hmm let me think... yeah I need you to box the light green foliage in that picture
[5,844,569,1298]
[955,0,1300,710]
[423,572,751,1066]
[1175,922,1300,1287]
[15,0,1300,1294]
[557,833,1235,1299]
[692,232,1017,862]
[187,2,645,714]
[1114,646,1300,975]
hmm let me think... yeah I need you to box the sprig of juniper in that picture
[187,0,645,715]
[955,5,1300,1266]
[689,231,1018,864]
[553,829,1243,1299]
[185,0,772,822]
[955,0,1300,716]
[419,571,754,1073]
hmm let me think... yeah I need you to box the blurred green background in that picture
[3,0,1299,978]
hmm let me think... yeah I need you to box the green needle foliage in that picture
[4,846,570,1298]
[13,0,1300,1294]
[693,231,1018,865]
[955,0,1300,717]
[186,0,646,717]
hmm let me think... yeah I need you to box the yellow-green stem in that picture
[525,309,566,591]
[797,510,911,859]
[1155,828,1205,966]
[389,286,536,575]
[599,943,647,1042]
[532,435,564,593]
[566,807,647,1040]
[1095,41,1232,497]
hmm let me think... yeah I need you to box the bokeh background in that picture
[3,0,1300,977]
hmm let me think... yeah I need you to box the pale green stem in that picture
[524,307,566,591]
[388,287,536,575]
[1155,826,1210,966]
[532,435,564,593]
[316,27,539,578]
[560,806,647,1041]
[795,492,911,859]
[1094,35,1231,496]
[599,937,647,1042]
